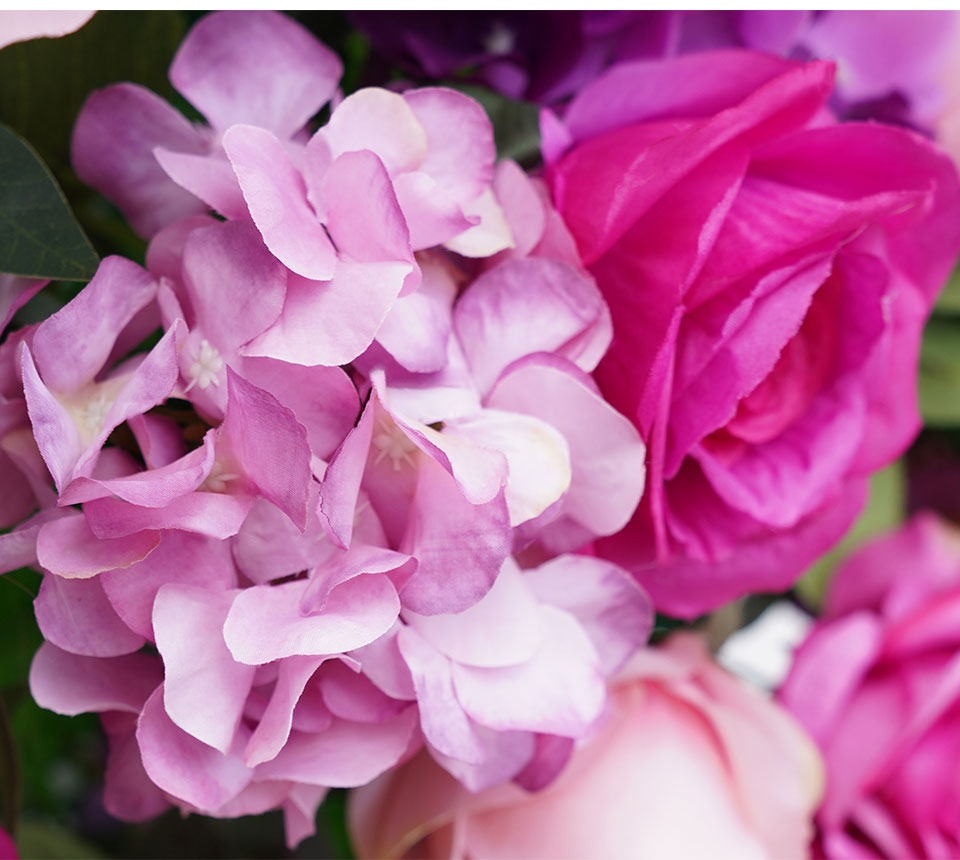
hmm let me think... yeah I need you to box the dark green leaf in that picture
[0,11,187,175]
[0,569,42,689]
[454,84,541,165]
[0,125,98,280]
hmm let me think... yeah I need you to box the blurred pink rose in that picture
[350,633,822,859]
[545,52,960,617]
[781,512,960,858]
[0,826,16,860]
[0,11,94,49]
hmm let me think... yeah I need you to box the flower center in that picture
[371,418,419,471]
[200,460,241,493]
[185,339,224,391]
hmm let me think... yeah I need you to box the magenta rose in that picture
[545,51,960,617]
[780,513,960,858]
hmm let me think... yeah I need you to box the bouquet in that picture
[3,10,960,859]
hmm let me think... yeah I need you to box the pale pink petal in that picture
[0,275,46,335]
[82,492,254,540]
[244,262,414,367]
[137,686,252,811]
[0,10,93,48]
[32,256,157,393]
[397,626,485,763]
[284,784,328,849]
[19,345,81,492]
[320,88,427,175]
[72,322,183,478]
[404,86,495,204]
[492,159,546,257]
[180,220,288,353]
[323,149,418,290]
[453,257,611,397]
[392,171,475,251]
[444,187,514,257]
[524,555,653,675]
[170,10,341,137]
[245,656,326,767]
[238,357,359,461]
[154,584,255,753]
[231,490,334,585]
[318,400,374,549]
[101,530,237,641]
[29,643,161,715]
[430,724,536,793]
[34,574,146,657]
[452,606,605,736]
[445,409,571,527]
[399,458,511,615]
[254,707,419,787]
[374,253,457,373]
[223,575,400,665]
[128,414,187,469]
[101,711,172,821]
[321,660,409,723]
[220,368,311,531]
[349,623,417,701]
[301,545,415,616]
[222,124,336,281]
[488,361,646,537]
[35,513,160,579]
[404,560,544,669]
[71,83,208,238]
[59,428,215,507]
[153,148,248,219]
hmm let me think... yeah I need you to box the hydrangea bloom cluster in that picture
[0,12,652,845]
[6,11,960,854]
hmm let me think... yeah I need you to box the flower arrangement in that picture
[3,10,960,860]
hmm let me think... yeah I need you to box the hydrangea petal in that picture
[170,10,342,138]
[223,576,400,665]
[30,643,161,715]
[222,124,336,281]
[71,83,208,238]
[154,584,255,753]
[34,572,145,657]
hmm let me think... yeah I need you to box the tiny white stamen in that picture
[372,420,419,471]
[201,460,240,493]
[185,339,224,391]
[77,390,111,441]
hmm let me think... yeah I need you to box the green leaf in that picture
[934,266,960,316]
[919,317,960,426]
[0,569,42,689]
[15,821,106,860]
[0,11,187,175]
[454,84,541,165]
[0,124,98,280]
[795,460,906,609]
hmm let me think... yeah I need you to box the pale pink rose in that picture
[349,633,823,860]
[0,11,93,49]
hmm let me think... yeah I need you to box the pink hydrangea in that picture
[72,11,514,369]
[7,19,654,837]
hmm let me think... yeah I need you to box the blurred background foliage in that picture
[2,8,960,860]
